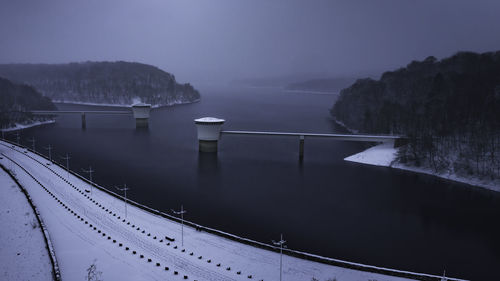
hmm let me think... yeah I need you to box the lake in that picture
[10,85,500,280]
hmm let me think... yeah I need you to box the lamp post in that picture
[82,166,95,195]
[27,137,35,152]
[44,145,52,162]
[59,153,71,179]
[15,132,20,144]
[171,205,187,247]
[115,184,130,218]
[272,233,287,281]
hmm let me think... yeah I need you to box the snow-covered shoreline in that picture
[1,120,55,132]
[53,98,200,109]
[345,142,500,192]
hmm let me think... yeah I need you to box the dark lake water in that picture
[8,86,500,280]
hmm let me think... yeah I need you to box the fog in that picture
[1,0,500,84]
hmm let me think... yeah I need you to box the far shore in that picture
[345,142,500,193]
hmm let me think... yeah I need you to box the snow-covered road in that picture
[0,139,453,281]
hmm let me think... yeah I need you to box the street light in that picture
[27,137,35,152]
[82,166,95,195]
[171,205,187,247]
[14,131,20,144]
[272,233,287,281]
[115,184,130,218]
[43,145,52,162]
[59,153,71,178]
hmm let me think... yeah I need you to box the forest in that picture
[0,61,200,106]
[331,51,500,180]
[0,77,56,129]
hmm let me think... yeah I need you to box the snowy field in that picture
[0,139,464,281]
[0,168,53,281]
[345,142,500,192]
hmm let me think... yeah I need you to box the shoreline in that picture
[344,142,500,193]
[1,120,55,132]
[52,98,200,109]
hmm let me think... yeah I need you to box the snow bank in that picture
[1,120,55,132]
[345,142,397,167]
[53,98,200,109]
[0,168,54,281]
[344,142,500,192]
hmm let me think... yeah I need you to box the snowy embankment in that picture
[344,142,500,192]
[0,167,53,281]
[0,139,466,281]
[53,98,200,109]
[1,120,55,132]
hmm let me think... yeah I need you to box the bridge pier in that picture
[131,103,152,128]
[195,117,225,153]
[299,135,304,161]
[81,112,86,129]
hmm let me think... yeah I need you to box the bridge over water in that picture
[194,117,407,160]
[30,103,152,128]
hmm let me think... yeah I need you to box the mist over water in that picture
[10,86,500,280]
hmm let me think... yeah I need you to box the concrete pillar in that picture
[299,135,304,161]
[81,112,86,129]
[194,117,225,153]
[131,103,152,128]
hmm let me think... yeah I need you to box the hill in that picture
[331,51,500,181]
[0,77,56,129]
[0,61,200,107]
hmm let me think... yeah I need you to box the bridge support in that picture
[299,135,304,161]
[195,117,225,153]
[81,112,86,129]
[131,103,152,128]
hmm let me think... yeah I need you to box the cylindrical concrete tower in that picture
[194,117,225,152]
[131,103,152,128]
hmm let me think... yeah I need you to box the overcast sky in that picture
[1,0,500,84]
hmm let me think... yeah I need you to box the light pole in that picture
[82,166,95,195]
[15,131,20,144]
[272,233,287,281]
[59,153,71,178]
[172,205,187,247]
[44,145,52,162]
[115,184,130,218]
[27,137,35,152]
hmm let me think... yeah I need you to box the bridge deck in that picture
[221,130,401,142]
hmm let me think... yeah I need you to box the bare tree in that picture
[85,259,103,281]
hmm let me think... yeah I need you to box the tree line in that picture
[331,51,500,180]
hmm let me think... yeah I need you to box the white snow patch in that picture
[344,142,500,192]
[1,120,55,132]
[345,141,397,167]
[53,99,199,109]
[0,169,53,281]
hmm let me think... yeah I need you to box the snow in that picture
[0,168,53,281]
[344,142,500,192]
[0,139,467,281]
[344,141,397,167]
[195,117,226,123]
[1,120,55,132]
[53,99,200,109]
